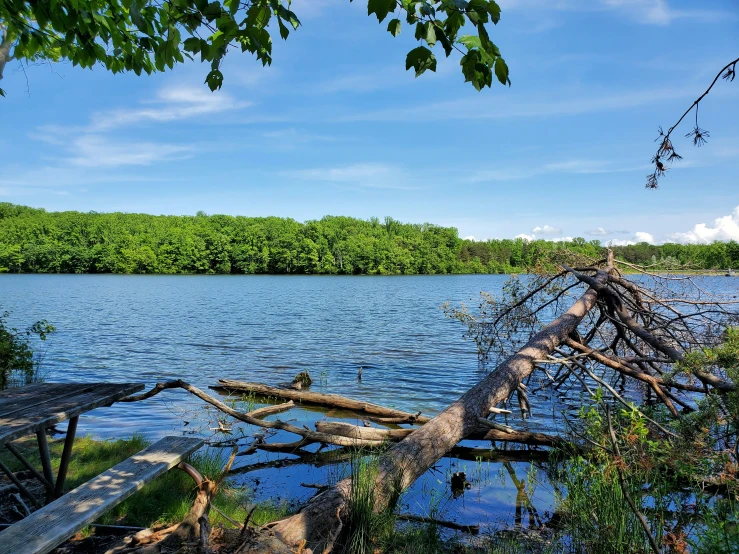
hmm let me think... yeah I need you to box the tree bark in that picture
[265,260,614,552]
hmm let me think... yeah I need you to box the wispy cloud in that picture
[587,227,631,236]
[88,86,247,131]
[67,135,194,168]
[283,163,416,189]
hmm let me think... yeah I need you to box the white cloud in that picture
[283,163,416,189]
[608,231,655,246]
[463,235,477,241]
[667,206,739,244]
[587,227,631,236]
[635,231,655,243]
[543,159,649,174]
[516,233,536,242]
[262,128,337,149]
[68,136,194,168]
[88,86,247,131]
[532,224,562,235]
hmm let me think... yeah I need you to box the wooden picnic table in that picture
[0,382,144,508]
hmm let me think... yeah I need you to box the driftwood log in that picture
[212,380,431,424]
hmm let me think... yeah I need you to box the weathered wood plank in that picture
[0,436,203,554]
[0,383,144,444]
[0,383,96,417]
[0,384,88,417]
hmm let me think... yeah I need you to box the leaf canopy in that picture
[0,0,508,95]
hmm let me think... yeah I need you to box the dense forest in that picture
[0,203,737,275]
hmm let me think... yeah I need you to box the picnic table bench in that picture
[0,436,203,554]
[0,382,145,506]
[0,382,204,554]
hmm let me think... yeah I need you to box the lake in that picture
[3,274,733,534]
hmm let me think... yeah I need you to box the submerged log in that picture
[213,380,431,423]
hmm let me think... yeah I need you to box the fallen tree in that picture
[251,252,617,552]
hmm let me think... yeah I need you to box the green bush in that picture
[0,311,55,389]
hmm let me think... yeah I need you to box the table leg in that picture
[4,442,53,490]
[0,457,42,509]
[36,429,56,503]
[54,415,78,499]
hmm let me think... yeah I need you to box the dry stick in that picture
[605,406,662,554]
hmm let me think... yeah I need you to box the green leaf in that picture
[494,56,509,85]
[387,18,401,36]
[278,19,290,40]
[405,46,436,77]
[183,37,201,54]
[436,27,453,57]
[129,0,146,32]
[457,34,481,50]
[367,0,396,23]
[424,22,436,46]
[487,1,501,24]
[460,50,491,91]
[205,68,224,90]
[0,88,5,97]
[202,1,223,21]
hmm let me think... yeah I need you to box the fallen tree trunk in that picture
[261,256,614,552]
[213,380,431,423]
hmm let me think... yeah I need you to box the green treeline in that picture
[0,203,737,275]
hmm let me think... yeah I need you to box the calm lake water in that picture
[2,274,735,534]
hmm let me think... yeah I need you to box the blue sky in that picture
[1,0,738,244]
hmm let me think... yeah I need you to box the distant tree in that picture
[0,0,509,96]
